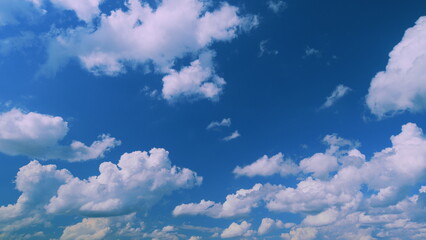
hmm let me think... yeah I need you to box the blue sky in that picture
[1,0,426,239]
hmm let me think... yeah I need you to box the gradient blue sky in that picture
[1,0,426,239]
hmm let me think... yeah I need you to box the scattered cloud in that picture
[162,51,225,101]
[267,0,287,14]
[303,46,321,58]
[40,0,257,101]
[0,108,120,162]
[222,130,240,141]
[258,40,279,57]
[207,118,231,130]
[233,153,299,177]
[221,221,254,238]
[174,122,426,239]
[258,218,289,235]
[366,16,426,118]
[320,84,351,109]
[0,148,201,235]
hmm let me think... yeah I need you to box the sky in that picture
[0,0,426,239]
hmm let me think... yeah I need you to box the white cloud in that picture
[143,225,186,240]
[267,0,287,14]
[259,40,279,57]
[258,218,286,235]
[223,130,240,141]
[0,0,41,26]
[302,208,339,226]
[233,153,299,177]
[304,46,320,57]
[49,0,103,22]
[221,221,254,238]
[366,16,426,117]
[207,118,231,130]
[46,148,202,216]
[162,51,225,100]
[320,84,351,109]
[0,108,120,162]
[173,184,282,218]
[281,227,317,240]
[42,0,257,100]
[60,214,144,240]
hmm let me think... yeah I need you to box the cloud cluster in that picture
[366,16,426,117]
[0,148,201,235]
[221,221,254,238]
[174,122,426,239]
[0,109,120,162]
[41,0,257,100]
[234,153,299,177]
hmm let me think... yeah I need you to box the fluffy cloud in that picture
[221,221,254,238]
[233,153,299,177]
[366,16,426,117]
[0,148,201,236]
[257,218,288,235]
[162,51,225,100]
[60,214,144,240]
[49,0,103,22]
[173,184,282,218]
[207,118,231,130]
[0,109,120,162]
[42,0,257,100]
[46,148,202,216]
[176,123,426,239]
[320,84,351,109]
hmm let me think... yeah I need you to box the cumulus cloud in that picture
[162,51,225,100]
[41,0,257,100]
[173,184,281,218]
[258,218,288,235]
[267,0,287,13]
[233,153,299,177]
[221,221,254,238]
[48,0,103,22]
[366,16,426,117]
[0,148,201,235]
[46,148,202,216]
[320,84,351,109]
[207,118,231,130]
[60,214,144,240]
[175,122,426,239]
[222,130,240,141]
[0,108,120,162]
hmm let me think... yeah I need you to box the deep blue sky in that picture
[1,0,426,239]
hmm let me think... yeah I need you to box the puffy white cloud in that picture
[257,218,287,235]
[0,109,120,162]
[60,214,144,240]
[366,16,426,117]
[0,160,72,232]
[320,84,351,109]
[162,51,225,100]
[46,148,202,216]
[302,208,339,226]
[49,0,103,22]
[233,153,299,177]
[281,227,317,240]
[267,0,287,14]
[221,221,254,238]
[223,130,240,141]
[207,118,231,130]
[173,184,282,218]
[42,0,257,100]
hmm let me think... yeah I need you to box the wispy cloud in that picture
[267,0,287,13]
[207,118,231,130]
[304,46,321,58]
[321,84,351,109]
[258,40,279,57]
[223,130,240,141]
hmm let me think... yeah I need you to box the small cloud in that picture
[207,118,231,130]
[267,0,287,13]
[304,46,321,58]
[258,40,279,57]
[223,130,240,141]
[321,84,351,109]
